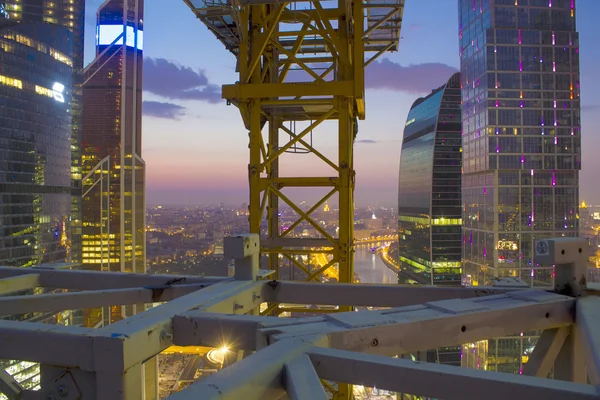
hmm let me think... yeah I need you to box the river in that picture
[354,246,397,284]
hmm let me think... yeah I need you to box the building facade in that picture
[0,21,74,390]
[82,0,145,281]
[460,0,581,287]
[1,0,86,263]
[459,0,581,375]
[397,72,463,286]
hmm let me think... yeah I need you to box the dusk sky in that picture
[84,0,600,207]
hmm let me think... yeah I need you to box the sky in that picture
[84,0,600,208]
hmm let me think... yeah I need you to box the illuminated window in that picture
[0,74,23,89]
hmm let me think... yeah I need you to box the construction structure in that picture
[0,235,599,399]
[182,0,405,289]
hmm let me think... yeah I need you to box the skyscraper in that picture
[0,19,75,391]
[459,0,580,287]
[82,0,145,280]
[397,72,463,286]
[1,0,86,263]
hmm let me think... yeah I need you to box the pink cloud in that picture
[366,59,459,94]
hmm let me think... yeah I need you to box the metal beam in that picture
[0,321,95,369]
[523,327,570,378]
[269,290,575,356]
[167,338,325,400]
[0,266,224,290]
[0,284,207,315]
[0,274,40,295]
[284,354,328,400]
[263,281,521,308]
[308,347,600,400]
[98,280,268,372]
[576,296,600,385]
[0,369,23,400]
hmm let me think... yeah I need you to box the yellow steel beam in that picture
[222,81,355,100]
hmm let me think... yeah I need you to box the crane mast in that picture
[184,0,404,310]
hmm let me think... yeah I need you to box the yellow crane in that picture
[183,0,404,306]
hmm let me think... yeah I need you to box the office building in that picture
[459,0,580,287]
[459,0,581,374]
[0,20,74,390]
[81,0,145,284]
[1,0,86,263]
[397,72,463,286]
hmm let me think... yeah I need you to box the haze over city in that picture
[81,0,600,207]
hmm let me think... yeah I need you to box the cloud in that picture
[366,59,459,94]
[581,105,600,112]
[356,139,378,144]
[144,58,221,103]
[142,101,186,120]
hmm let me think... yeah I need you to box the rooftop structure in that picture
[0,235,599,399]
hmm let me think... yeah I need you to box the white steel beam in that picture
[0,369,23,400]
[269,290,575,356]
[173,312,323,350]
[0,320,96,369]
[308,347,600,400]
[167,337,325,400]
[98,280,268,372]
[0,274,40,295]
[523,327,570,378]
[576,296,600,385]
[284,354,328,400]
[0,266,223,290]
[0,284,207,315]
[263,281,516,308]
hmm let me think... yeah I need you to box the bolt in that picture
[57,385,68,397]
[46,393,57,400]
[160,331,173,343]
[370,338,379,347]
[234,304,244,311]
[253,292,261,301]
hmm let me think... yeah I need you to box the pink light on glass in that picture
[520,100,524,108]
[495,100,499,107]
[554,136,558,145]
[554,100,557,108]
[552,32,556,45]
[519,61,523,71]
[496,147,500,153]
[518,30,522,44]
[571,0,575,8]
[549,0,552,7]
[552,172,556,186]
[521,155,525,163]
[531,169,534,176]
[553,62,556,72]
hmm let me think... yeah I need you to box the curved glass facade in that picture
[459,0,580,287]
[0,23,73,267]
[398,73,462,285]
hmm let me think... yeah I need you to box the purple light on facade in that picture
[554,100,557,108]
[552,32,556,45]
[531,169,534,176]
[495,100,499,107]
[571,129,574,136]
[549,0,552,7]
[571,0,575,8]
[483,247,487,257]
[519,61,523,71]
[554,136,558,145]
[553,62,556,72]
[469,232,473,245]
[518,30,522,44]
[495,128,499,135]
[483,187,487,195]
[563,102,567,109]
[520,100,523,108]
[521,155,525,163]
[552,172,556,186]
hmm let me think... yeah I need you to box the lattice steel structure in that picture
[182,0,405,289]
[0,235,599,400]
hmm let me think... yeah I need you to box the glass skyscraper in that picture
[1,0,86,263]
[397,72,463,286]
[82,0,145,281]
[0,21,74,391]
[459,0,580,287]
[459,0,581,375]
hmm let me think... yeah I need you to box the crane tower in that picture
[184,0,405,293]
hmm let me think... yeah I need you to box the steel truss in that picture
[0,236,599,399]
[183,0,405,290]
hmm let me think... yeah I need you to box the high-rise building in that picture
[81,0,145,282]
[397,72,463,286]
[458,0,581,375]
[1,0,86,263]
[0,20,75,391]
[459,0,580,287]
